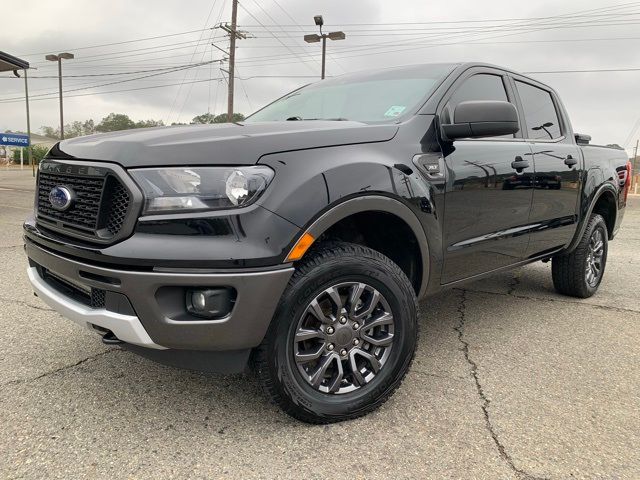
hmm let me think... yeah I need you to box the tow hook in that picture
[102,330,124,345]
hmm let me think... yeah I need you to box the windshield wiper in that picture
[286,117,349,121]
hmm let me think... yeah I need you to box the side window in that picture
[443,74,515,137]
[515,81,562,140]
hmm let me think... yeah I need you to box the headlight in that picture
[130,166,274,215]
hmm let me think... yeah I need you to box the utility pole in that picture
[304,16,345,80]
[218,1,246,122]
[227,0,238,122]
[45,52,74,139]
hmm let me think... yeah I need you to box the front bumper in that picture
[25,240,293,351]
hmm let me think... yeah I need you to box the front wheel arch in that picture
[286,195,431,299]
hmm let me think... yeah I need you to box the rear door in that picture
[440,68,534,284]
[511,78,582,256]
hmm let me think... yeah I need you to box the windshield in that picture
[245,64,456,124]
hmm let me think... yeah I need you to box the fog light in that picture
[192,291,207,310]
[186,288,234,319]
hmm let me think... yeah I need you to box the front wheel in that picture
[251,241,418,424]
[552,213,608,298]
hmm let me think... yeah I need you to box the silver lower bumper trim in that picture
[27,267,166,350]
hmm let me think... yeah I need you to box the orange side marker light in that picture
[286,232,315,262]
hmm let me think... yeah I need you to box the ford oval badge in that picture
[49,186,74,211]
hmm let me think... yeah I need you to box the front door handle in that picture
[564,154,578,168]
[511,156,529,172]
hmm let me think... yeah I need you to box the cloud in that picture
[1,0,638,150]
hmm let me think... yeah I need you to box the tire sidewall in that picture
[268,251,417,419]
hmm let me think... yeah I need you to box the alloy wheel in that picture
[585,228,605,287]
[293,282,395,394]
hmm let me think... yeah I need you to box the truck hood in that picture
[54,121,399,167]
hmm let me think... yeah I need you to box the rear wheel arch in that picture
[567,183,618,253]
[591,189,617,239]
[288,196,430,299]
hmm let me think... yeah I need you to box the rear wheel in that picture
[552,213,608,298]
[252,241,418,423]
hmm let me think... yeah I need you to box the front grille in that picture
[103,178,130,235]
[37,173,104,232]
[36,165,133,243]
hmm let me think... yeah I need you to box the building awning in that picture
[0,51,29,72]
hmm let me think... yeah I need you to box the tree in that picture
[41,126,59,139]
[191,113,245,124]
[134,119,164,129]
[216,113,245,123]
[41,119,95,139]
[191,113,217,124]
[39,113,167,138]
[12,145,50,165]
[95,113,136,132]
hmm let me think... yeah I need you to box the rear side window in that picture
[515,81,562,140]
[443,74,514,137]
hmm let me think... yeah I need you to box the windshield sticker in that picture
[384,105,406,117]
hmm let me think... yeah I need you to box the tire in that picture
[552,213,608,298]
[251,241,419,424]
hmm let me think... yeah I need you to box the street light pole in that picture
[45,52,74,139]
[304,16,345,80]
[321,35,326,80]
[23,68,34,176]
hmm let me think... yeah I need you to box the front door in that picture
[439,71,534,283]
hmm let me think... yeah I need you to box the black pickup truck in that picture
[24,62,631,423]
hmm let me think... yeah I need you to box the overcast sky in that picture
[1,0,639,153]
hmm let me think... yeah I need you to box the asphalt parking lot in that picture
[1,168,638,479]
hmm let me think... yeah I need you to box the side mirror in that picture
[441,100,519,140]
[575,133,591,145]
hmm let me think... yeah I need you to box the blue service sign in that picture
[0,133,30,147]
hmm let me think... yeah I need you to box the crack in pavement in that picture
[2,349,117,387]
[454,289,548,480]
[464,287,640,315]
[0,296,54,312]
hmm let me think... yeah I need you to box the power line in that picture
[0,61,222,78]
[175,0,228,123]
[28,38,227,67]
[20,0,640,69]
[165,0,220,123]
[236,0,317,75]
[10,34,638,74]
[224,4,640,67]
[0,60,221,102]
[26,5,640,70]
[0,75,322,104]
[18,28,217,57]
[245,0,321,70]
[236,3,640,26]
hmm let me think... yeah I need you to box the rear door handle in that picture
[564,155,578,167]
[511,156,529,172]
